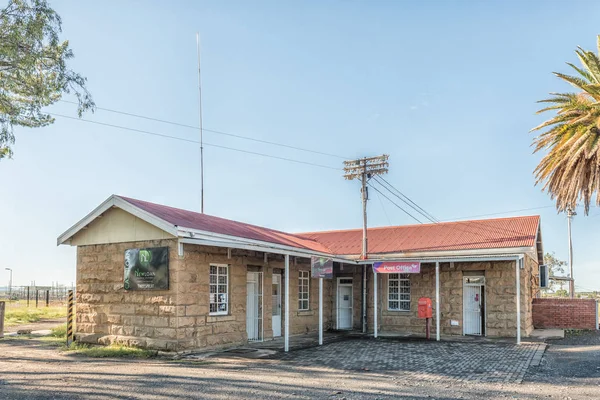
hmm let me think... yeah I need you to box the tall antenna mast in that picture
[196,32,205,214]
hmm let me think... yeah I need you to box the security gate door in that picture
[337,279,353,330]
[463,276,485,336]
[246,272,263,341]
[272,274,282,337]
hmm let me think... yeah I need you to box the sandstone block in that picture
[159,306,175,315]
[133,326,155,338]
[154,327,177,339]
[134,304,158,316]
[144,316,169,328]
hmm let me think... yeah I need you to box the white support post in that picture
[374,271,378,338]
[285,254,290,352]
[435,262,440,341]
[516,257,521,345]
[319,278,323,345]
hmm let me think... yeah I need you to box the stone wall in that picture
[76,240,333,351]
[367,259,537,338]
[533,298,598,329]
[76,239,182,350]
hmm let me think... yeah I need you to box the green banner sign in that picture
[124,247,169,290]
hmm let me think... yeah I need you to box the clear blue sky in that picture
[1,0,599,290]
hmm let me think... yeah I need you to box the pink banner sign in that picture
[372,261,421,274]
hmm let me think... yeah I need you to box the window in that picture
[388,273,410,311]
[210,264,228,315]
[298,270,310,310]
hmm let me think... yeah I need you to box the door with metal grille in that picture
[463,276,485,336]
[337,279,353,330]
[272,274,281,337]
[246,272,263,341]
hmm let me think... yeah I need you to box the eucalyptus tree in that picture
[0,0,93,159]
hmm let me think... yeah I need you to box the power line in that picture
[371,176,438,223]
[370,177,529,239]
[443,205,556,221]
[374,188,392,225]
[58,100,349,159]
[50,113,342,171]
[375,176,440,222]
[369,185,423,224]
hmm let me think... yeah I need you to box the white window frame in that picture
[388,273,411,311]
[298,270,310,311]
[209,264,229,315]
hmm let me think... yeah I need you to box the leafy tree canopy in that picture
[531,35,600,215]
[0,0,93,159]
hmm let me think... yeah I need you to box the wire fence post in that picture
[26,287,29,307]
[67,290,74,346]
[45,290,50,307]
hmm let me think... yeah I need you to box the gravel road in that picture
[0,335,599,399]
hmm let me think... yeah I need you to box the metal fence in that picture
[1,284,75,304]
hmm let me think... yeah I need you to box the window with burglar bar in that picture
[209,264,228,315]
[298,270,310,310]
[388,273,410,311]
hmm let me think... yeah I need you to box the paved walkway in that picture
[236,338,545,384]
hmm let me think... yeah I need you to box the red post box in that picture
[418,297,432,319]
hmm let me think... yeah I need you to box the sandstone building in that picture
[58,195,543,351]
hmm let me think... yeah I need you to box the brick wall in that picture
[532,298,598,330]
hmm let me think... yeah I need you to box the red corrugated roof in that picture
[118,196,540,256]
[298,216,540,255]
[118,196,331,253]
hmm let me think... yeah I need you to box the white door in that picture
[337,283,353,330]
[463,277,484,336]
[246,272,262,341]
[272,274,282,337]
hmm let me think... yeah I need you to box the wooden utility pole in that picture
[344,155,389,333]
[344,155,390,259]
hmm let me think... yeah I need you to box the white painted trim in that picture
[298,270,310,311]
[354,248,533,263]
[57,195,178,245]
[319,278,323,345]
[374,271,378,338]
[516,257,522,344]
[435,262,440,341]
[387,273,411,312]
[462,276,485,336]
[179,237,350,262]
[177,240,184,258]
[177,227,341,260]
[284,254,290,352]
[209,263,229,316]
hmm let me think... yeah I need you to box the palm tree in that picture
[531,35,600,215]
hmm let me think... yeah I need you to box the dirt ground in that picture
[4,318,66,333]
[0,333,599,399]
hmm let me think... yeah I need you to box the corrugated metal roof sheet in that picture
[298,216,540,255]
[118,196,539,256]
[118,196,331,253]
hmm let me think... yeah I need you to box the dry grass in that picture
[4,303,67,326]
[65,343,157,358]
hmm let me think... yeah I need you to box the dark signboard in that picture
[124,247,169,290]
[311,257,333,278]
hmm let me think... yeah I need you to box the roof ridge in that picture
[297,215,540,235]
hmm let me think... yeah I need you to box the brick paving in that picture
[278,338,544,384]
